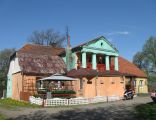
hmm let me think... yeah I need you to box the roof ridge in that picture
[25,43,65,48]
[72,36,118,52]
[72,36,104,49]
[18,44,64,52]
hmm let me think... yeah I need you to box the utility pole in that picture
[66,26,72,71]
[66,26,71,48]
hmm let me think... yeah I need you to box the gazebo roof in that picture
[38,73,77,81]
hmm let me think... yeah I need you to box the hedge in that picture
[37,90,76,94]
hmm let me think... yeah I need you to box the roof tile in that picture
[118,56,146,78]
[16,44,66,75]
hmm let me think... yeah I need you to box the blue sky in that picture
[0,0,156,60]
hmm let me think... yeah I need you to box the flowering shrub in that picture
[37,90,76,94]
[52,90,76,94]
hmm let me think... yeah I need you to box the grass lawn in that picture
[135,102,156,120]
[0,115,7,120]
[0,98,40,110]
[0,98,41,120]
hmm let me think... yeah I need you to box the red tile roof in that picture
[18,44,65,55]
[15,44,146,78]
[67,56,147,78]
[67,68,123,77]
[118,56,147,78]
[16,44,66,75]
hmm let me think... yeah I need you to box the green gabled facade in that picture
[61,36,119,71]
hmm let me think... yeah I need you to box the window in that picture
[145,80,147,85]
[120,78,124,84]
[110,79,115,84]
[98,57,102,64]
[87,80,92,84]
[100,80,104,84]
[133,80,136,87]
[139,80,143,87]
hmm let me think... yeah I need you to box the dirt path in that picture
[0,97,153,120]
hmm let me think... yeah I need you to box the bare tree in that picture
[28,29,66,47]
[133,51,145,69]
[0,48,15,97]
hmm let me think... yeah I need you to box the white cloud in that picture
[107,38,113,42]
[116,31,129,35]
[120,25,137,29]
[104,31,130,36]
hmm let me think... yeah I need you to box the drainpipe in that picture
[95,70,98,96]
[21,72,24,100]
[22,72,24,92]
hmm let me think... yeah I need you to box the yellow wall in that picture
[135,78,148,93]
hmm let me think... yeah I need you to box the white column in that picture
[82,52,86,68]
[114,56,119,71]
[92,53,97,69]
[105,56,110,70]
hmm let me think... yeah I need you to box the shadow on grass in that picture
[135,102,156,120]
[9,105,137,120]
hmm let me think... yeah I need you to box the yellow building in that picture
[135,78,148,94]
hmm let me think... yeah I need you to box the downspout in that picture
[16,74,20,100]
[123,76,126,90]
[21,71,24,100]
[95,70,98,96]
[95,77,97,96]
[22,72,24,92]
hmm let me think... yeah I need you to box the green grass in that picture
[0,98,40,110]
[0,115,7,120]
[135,102,156,120]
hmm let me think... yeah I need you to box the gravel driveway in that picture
[0,97,153,120]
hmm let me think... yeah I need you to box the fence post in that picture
[42,99,45,107]
[89,98,91,103]
[107,96,108,102]
[67,99,69,105]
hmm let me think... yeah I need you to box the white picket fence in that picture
[29,96,121,106]
[29,96,43,105]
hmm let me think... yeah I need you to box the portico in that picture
[64,36,119,72]
[80,52,119,71]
